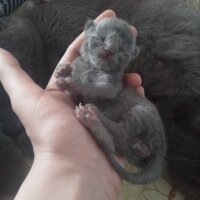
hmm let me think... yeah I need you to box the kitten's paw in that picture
[84,104,99,113]
[132,140,151,158]
[55,63,73,90]
[75,104,99,128]
[56,77,73,90]
[75,104,104,142]
[75,104,115,153]
[55,63,72,78]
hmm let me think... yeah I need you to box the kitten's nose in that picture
[103,48,113,59]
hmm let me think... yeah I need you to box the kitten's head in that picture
[81,18,140,72]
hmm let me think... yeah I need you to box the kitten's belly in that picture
[96,88,142,122]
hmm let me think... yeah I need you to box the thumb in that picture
[0,48,43,118]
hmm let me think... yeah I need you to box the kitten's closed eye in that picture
[89,35,103,48]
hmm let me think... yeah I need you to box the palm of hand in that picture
[25,90,106,164]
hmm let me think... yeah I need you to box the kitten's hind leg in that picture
[75,103,115,154]
[75,103,132,156]
[74,104,146,183]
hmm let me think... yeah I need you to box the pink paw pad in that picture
[56,77,72,90]
[55,63,72,78]
[75,104,99,126]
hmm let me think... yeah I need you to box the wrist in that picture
[15,152,122,200]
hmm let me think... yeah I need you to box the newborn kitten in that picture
[55,18,167,184]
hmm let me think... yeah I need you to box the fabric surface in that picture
[0,0,26,16]
[119,176,184,200]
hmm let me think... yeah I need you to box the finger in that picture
[130,26,137,36]
[123,73,145,96]
[123,73,142,87]
[0,48,42,117]
[47,10,116,91]
[135,86,145,96]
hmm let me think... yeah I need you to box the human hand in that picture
[0,10,144,200]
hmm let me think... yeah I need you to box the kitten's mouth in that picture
[100,48,114,60]
[104,49,113,59]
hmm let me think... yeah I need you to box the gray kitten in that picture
[55,18,167,184]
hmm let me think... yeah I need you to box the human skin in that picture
[0,10,144,200]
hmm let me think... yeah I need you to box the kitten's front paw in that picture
[55,63,72,78]
[75,104,99,128]
[55,63,73,90]
[56,77,73,90]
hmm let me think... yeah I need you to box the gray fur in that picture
[55,18,166,184]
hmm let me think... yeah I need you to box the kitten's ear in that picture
[84,19,95,32]
[132,46,140,59]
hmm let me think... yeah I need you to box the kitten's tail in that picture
[107,153,165,184]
